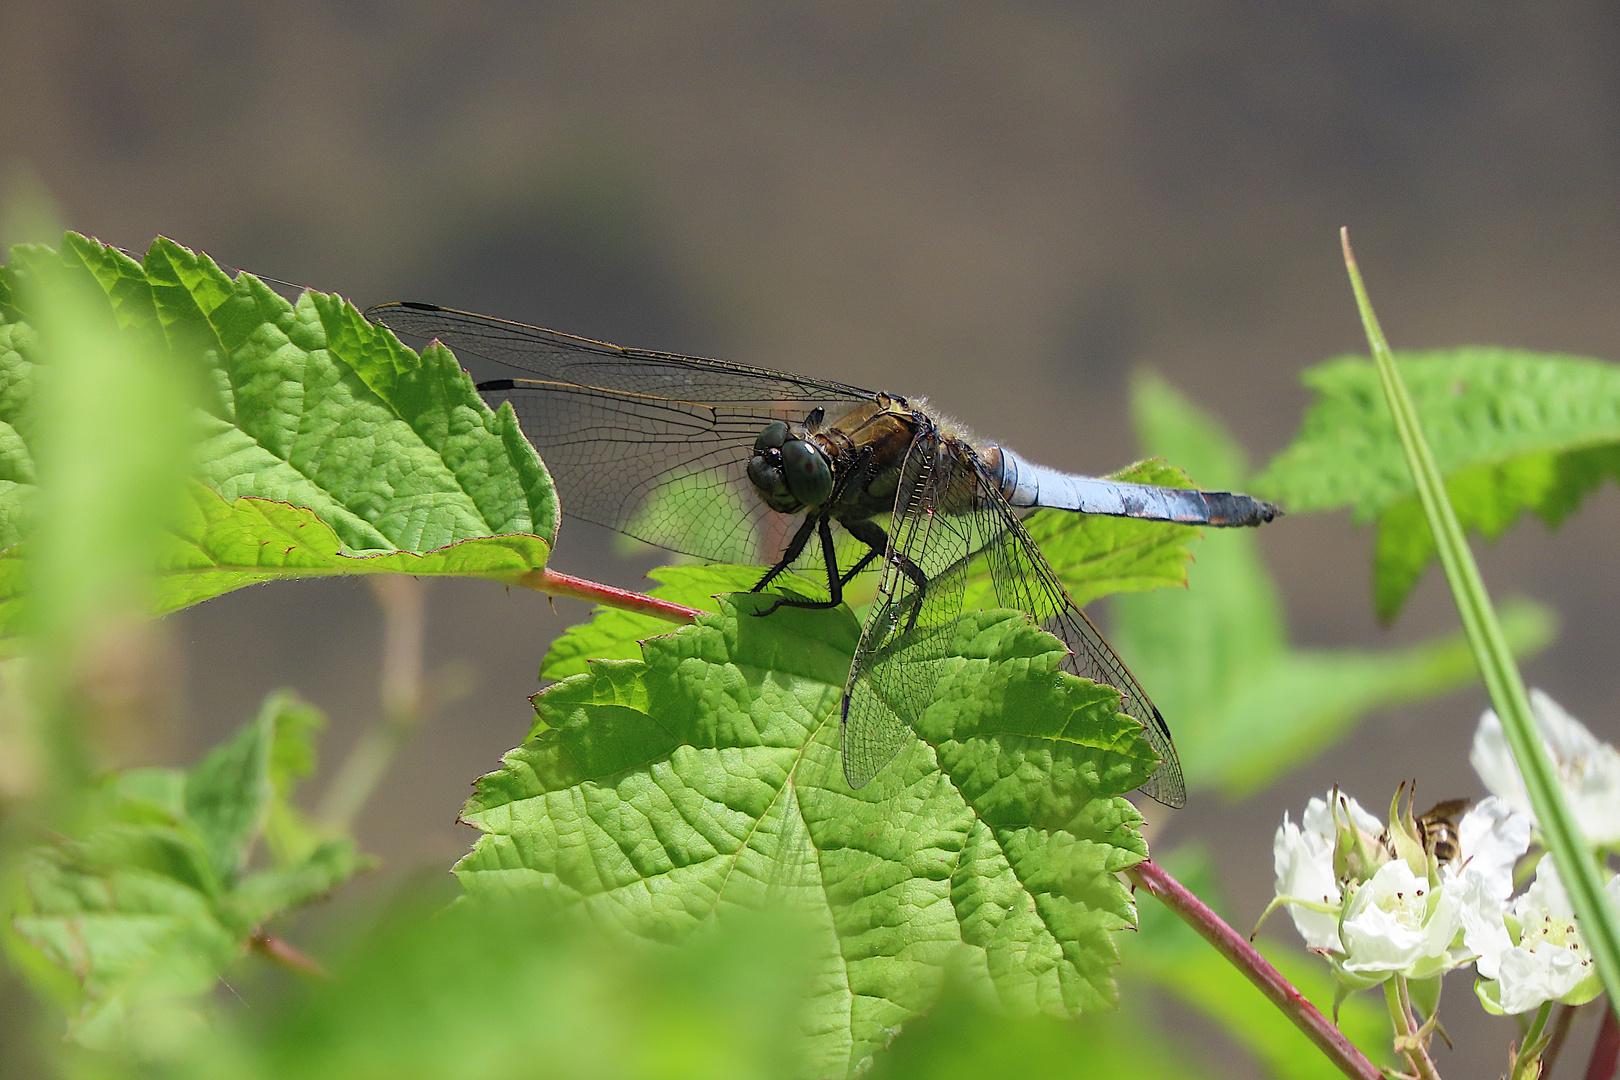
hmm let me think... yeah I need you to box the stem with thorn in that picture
[517,567,702,623]
[316,577,431,831]
[1128,859,1382,1080]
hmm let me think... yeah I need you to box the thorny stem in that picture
[1384,978,1442,1080]
[1587,1004,1618,1080]
[315,569,696,829]
[249,931,328,978]
[517,567,702,623]
[316,577,430,830]
[1127,860,1381,1080]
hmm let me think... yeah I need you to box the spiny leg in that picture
[836,517,889,585]
[753,514,818,594]
[842,518,933,628]
[757,517,847,616]
[844,517,928,632]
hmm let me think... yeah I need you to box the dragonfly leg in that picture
[753,515,818,595]
[844,518,928,631]
[838,517,889,585]
[756,516,848,616]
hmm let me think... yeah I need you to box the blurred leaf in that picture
[229,840,367,929]
[9,691,367,1049]
[0,233,560,637]
[1124,846,1392,1080]
[0,236,202,806]
[539,563,826,681]
[866,966,1205,1080]
[3,239,197,639]
[1110,374,1554,798]
[459,597,1156,1077]
[184,704,276,885]
[1253,349,1620,620]
[261,691,328,865]
[191,896,826,1080]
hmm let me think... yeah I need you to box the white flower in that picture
[1471,859,1620,1014]
[1454,796,1532,904]
[1471,689,1620,847]
[1271,791,1534,987]
[1273,791,1382,951]
[1339,858,1464,980]
[1452,797,1533,979]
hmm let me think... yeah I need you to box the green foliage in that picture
[175,897,837,1080]
[461,596,1157,1075]
[0,233,560,638]
[9,691,367,1050]
[1111,374,1554,797]
[865,971,1205,1080]
[1255,348,1620,620]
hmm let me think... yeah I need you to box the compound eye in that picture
[754,421,790,453]
[780,439,833,507]
[747,455,791,502]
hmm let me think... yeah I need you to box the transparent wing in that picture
[842,435,1185,807]
[978,504,1187,809]
[366,303,872,563]
[840,433,969,788]
[367,302,873,402]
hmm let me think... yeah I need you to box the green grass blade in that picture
[1340,228,1620,1007]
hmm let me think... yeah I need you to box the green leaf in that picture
[458,597,1155,1075]
[12,836,240,1049]
[1366,444,1620,620]
[184,711,275,888]
[184,689,340,882]
[262,690,330,865]
[9,690,368,1048]
[1109,374,1555,797]
[0,320,39,550]
[229,840,366,930]
[1254,348,1620,619]
[866,967,1206,1080]
[0,234,560,636]
[203,895,830,1080]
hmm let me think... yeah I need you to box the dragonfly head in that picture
[748,420,834,513]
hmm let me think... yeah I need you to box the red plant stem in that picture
[1127,859,1381,1080]
[516,568,702,624]
[1587,1004,1619,1080]
[250,931,329,978]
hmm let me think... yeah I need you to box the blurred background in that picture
[4,2,1620,1075]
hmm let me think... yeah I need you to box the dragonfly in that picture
[367,302,1282,807]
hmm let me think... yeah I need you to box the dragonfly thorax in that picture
[747,419,834,513]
